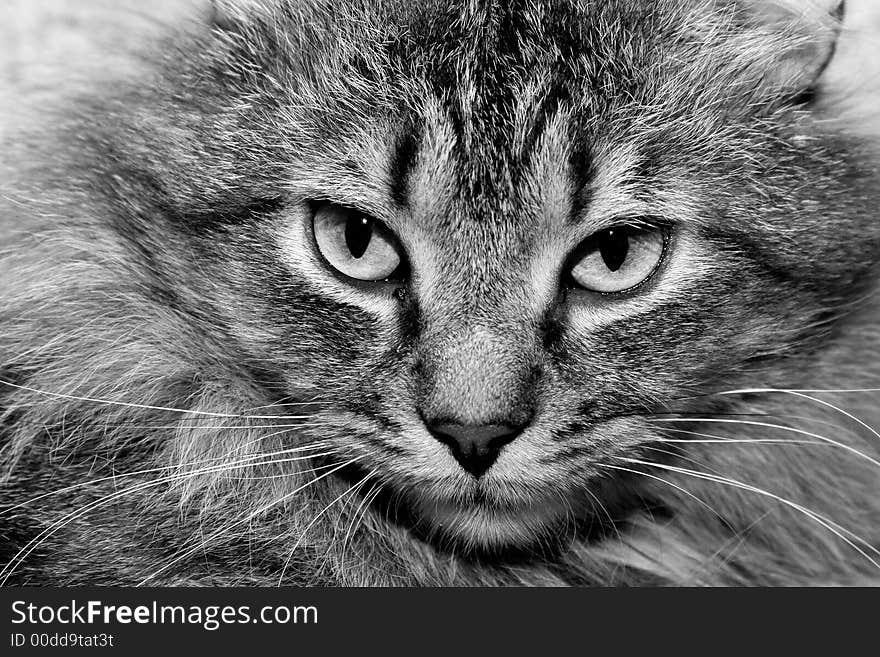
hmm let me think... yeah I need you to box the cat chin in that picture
[405,495,575,554]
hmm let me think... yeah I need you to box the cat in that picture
[1,0,879,586]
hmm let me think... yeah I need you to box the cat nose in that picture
[426,421,523,478]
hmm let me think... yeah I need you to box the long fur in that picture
[1,0,880,586]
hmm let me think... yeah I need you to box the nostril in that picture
[431,423,520,451]
[426,421,523,478]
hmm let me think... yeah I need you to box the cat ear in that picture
[742,0,845,96]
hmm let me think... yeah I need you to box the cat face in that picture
[140,0,878,552]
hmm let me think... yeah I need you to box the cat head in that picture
[63,0,879,553]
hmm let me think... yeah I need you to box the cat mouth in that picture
[334,459,643,556]
[407,495,576,552]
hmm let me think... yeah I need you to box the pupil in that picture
[599,229,629,272]
[345,216,373,259]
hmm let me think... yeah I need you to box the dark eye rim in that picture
[308,200,411,286]
[563,220,673,296]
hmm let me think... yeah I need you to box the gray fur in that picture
[1,0,880,585]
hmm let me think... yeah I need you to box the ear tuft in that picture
[742,0,845,96]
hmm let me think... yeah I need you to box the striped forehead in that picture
[384,1,588,212]
[399,81,575,227]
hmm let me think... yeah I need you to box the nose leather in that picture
[426,422,522,477]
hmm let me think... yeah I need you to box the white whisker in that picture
[619,457,880,570]
[717,388,880,442]
[648,417,880,469]
[277,470,376,585]
[655,427,831,447]
[338,481,384,575]
[698,510,774,583]
[1,441,332,515]
[136,457,363,586]
[0,450,338,584]
[601,463,728,521]
[0,378,314,420]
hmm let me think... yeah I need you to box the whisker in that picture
[338,480,384,576]
[715,388,880,443]
[764,390,880,442]
[0,415,325,431]
[2,419,320,431]
[136,456,363,586]
[581,485,624,545]
[654,428,833,447]
[0,450,338,584]
[0,378,316,420]
[697,510,774,583]
[647,417,880,469]
[641,444,728,475]
[601,462,729,522]
[1,440,332,515]
[647,411,868,435]
[619,457,880,570]
[723,387,880,394]
[277,470,376,585]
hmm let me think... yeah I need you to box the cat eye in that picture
[568,224,668,293]
[312,203,406,282]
